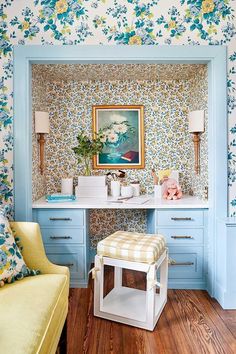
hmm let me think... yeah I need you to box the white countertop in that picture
[32,195,209,209]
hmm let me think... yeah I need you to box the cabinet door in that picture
[45,245,86,280]
[157,228,204,245]
[157,210,204,227]
[36,209,85,227]
[168,246,204,279]
[41,227,84,244]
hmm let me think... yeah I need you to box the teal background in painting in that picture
[98,110,139,161]
[98,154,139,165]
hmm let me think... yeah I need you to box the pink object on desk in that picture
[162,178,182,200]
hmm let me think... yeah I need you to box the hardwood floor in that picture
[67,267,236,354]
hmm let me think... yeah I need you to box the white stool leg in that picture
[160,253,168,303]
[146,264,156,330]
[94,256,103,316]
[114,267,122,289]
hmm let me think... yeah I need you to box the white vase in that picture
[121,185,133,198]
[154,185,162,199]
[131,183,140,197]
[61,178,73,195]
[111,181,121,197]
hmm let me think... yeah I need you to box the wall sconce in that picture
[35,111,50,175]
[188,110,205,175]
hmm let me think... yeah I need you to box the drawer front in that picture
[45,245,86,280]
[157,210,203,227]
[41,227,84,244]
[157,228,204,245]
[168,247,203,279]
[36,209,85,227]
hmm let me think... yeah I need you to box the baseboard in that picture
[168,280,206,290]
[215,281,236,309]
[70,279,88,288]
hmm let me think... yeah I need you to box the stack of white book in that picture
[75,176,107,199]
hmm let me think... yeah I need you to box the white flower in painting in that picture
[107,132,119,144]
[104,129,115,137]
[113,123,128,134]
[100,133,107,143]
[110,113,126,123]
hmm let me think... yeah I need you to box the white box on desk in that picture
[75,185,108,199]
[78,176,106,187]
[170,170,179,184]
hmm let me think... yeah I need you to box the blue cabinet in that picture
[33,206,207,290]
[33,208,89,288]
[147,208,207,289]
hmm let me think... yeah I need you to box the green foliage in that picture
[72,132,104,175]
[72,132,103,161]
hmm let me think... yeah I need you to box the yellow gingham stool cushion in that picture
[97,231,166,264]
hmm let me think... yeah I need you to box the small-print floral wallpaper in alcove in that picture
[32,64,208,201]
[0,0,236,216]
[31,63,208,247]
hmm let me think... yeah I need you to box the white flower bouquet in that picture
[99,120,135,159]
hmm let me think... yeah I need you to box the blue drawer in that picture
[168,246,204,279]
[157,210,203,227]
[41,227,84,244]
[157,228,204,244]
[36,209,85,227]
[45,245,86,280]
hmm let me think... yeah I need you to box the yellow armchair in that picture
[0,222,70,354]
[10,222,69,277]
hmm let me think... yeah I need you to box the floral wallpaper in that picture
[32,70,48,201]
[0,0,236,216]
[31,64,208,246]
[189,65,208,197]
[32,63,208,199]
[32,63,206,81]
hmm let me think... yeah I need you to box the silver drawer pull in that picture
[49,217,72,221]
[170,261,194,266]
[58,263,74,267]
[50,236,72,240]
[171,217,192,221]
[171,236,193,239]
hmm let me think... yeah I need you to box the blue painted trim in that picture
[168,281,206,290]
[13,44,223,63]
[207,47,228,296]
[215,219,236,308]
[13,49,32,221]
[13,45,227,297]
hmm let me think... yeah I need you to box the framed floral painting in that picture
[92,105,144,169]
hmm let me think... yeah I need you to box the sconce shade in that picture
[35,111,50,133]
[188,110,205,133]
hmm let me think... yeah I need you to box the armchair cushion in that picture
[0,273,68,354]
[0,210,39,286]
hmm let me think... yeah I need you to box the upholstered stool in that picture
[93,231,168,331]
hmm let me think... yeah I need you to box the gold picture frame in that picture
[93,105,144,169]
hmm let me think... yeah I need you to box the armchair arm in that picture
[10,222,69,278]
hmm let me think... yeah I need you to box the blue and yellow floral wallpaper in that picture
[0,0,236,215]
[31,63,208,247]
[31,63,208,200]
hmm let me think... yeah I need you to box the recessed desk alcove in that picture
[14,45,231,307]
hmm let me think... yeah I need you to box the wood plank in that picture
[210,296,236,337]
[161,290,197,354]
[66,270,236,354]
[193,290,236,353]
[67,288,90,354]
[174,290,236,354]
